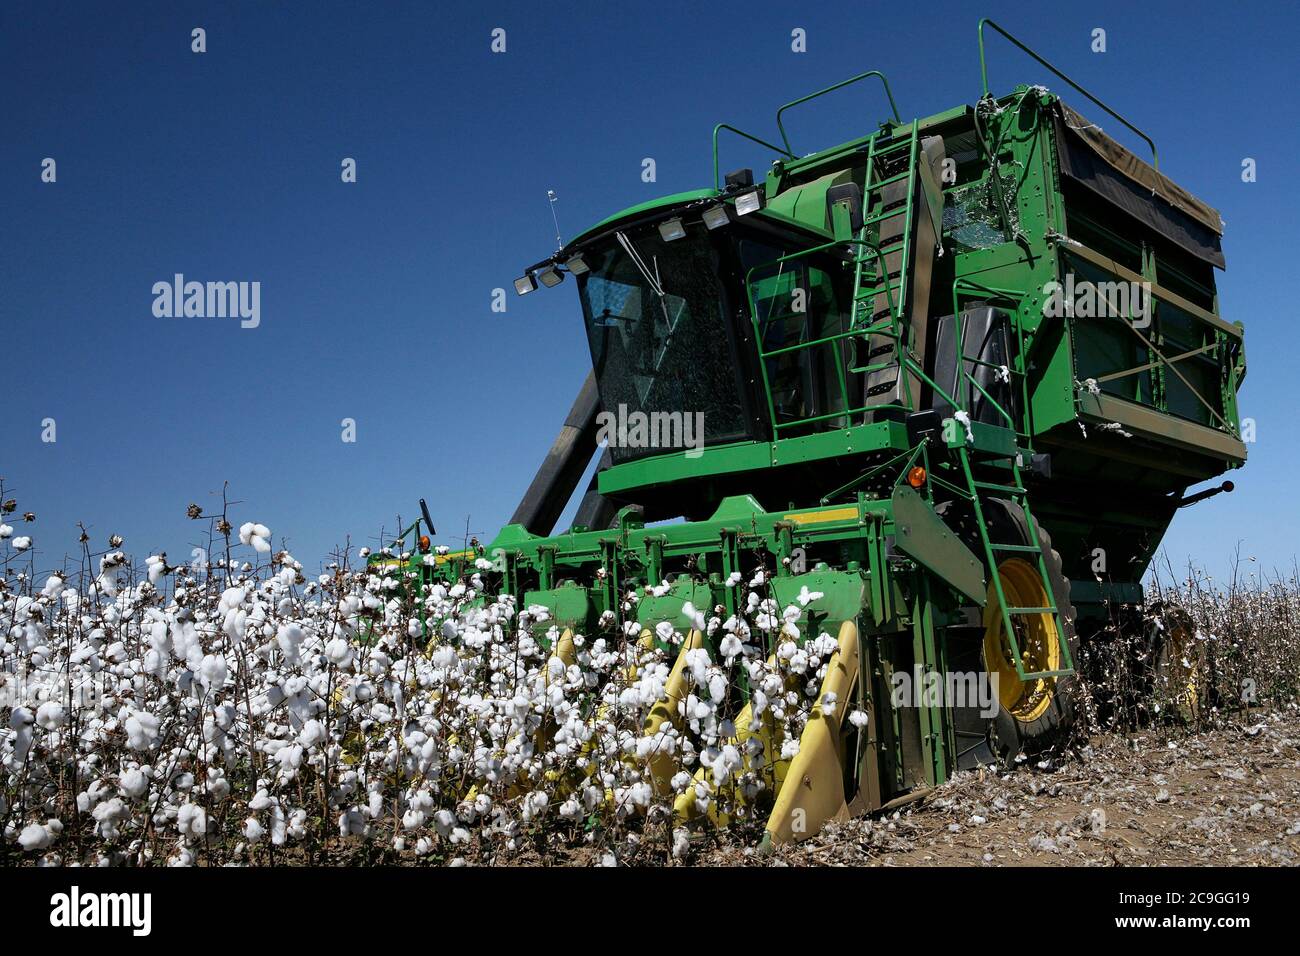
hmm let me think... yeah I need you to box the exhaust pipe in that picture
[1176,480,1234,509]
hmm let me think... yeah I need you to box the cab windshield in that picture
[576,217,857,460]
[577,225,749,461]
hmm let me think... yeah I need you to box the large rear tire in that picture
[939,498,1079,763]
[981,500,1079,756]
[1149,604,1209,723]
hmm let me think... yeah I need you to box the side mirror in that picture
[826,182,863,240]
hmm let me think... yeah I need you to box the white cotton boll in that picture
[711,744,742,786]
[239,522,272,553]
[952,410,974,443]
[848,708,870,729]
[680,602,706,632]
[811,632,839,657]
[176,803,207,838]
[221,606,247,642]
[707,673,727,704]
[298,719,326,749]
[432,809,455,837]
[0,523,12,538]
[243,817,265,844]
[199,653,228,691]
[35,701,66,730]
[270,805,291,845]
[275,744,304,772]
[725,571,742,587]
[275,623,304,664]
[119,768,149,799]
[17,822,55,851]
[12,536,32,550]
[324,637,353,667]
[820,691,838,717]
[521,791,549,822]
[146,555,167,584]
[718,634,743,663]
[207,773,231,801]
[91,798,126,838]
[124,712,160,750]
[691,781,712,815]
[655,620,676,643]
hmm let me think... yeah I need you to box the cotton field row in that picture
[0,518,841,866]
[5,500,1297,867]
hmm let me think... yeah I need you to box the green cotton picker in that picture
[370,19,1245,845]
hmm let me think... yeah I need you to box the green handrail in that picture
[745,239,897,433]
[775,70,902,156]
[977,18,1159,170]
[711,123,794,191]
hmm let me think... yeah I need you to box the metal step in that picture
[971,480,1023,495]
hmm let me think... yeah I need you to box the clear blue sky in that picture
[2,0,1295,581]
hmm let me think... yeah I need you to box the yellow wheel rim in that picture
[983,558,1060,723]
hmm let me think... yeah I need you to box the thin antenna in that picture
[548,189,562,251]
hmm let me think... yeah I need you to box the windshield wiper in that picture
[615,230,666,300]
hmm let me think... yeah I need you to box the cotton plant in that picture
[0,507,864,868]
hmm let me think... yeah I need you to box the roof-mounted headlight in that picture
[657,217,687,241]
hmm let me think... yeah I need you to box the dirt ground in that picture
[702,709,1300,867]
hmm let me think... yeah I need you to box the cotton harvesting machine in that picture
[374,20,1245,844]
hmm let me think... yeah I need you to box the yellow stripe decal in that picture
[782,506,859,526]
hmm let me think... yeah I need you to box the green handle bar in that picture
[775,70,902,156]
[711,123,794,191]
[977,17,1159,171]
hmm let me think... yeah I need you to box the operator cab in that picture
[572,206,858,463]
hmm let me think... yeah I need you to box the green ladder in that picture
[956,444,1075,681]
[847,122,922,412]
